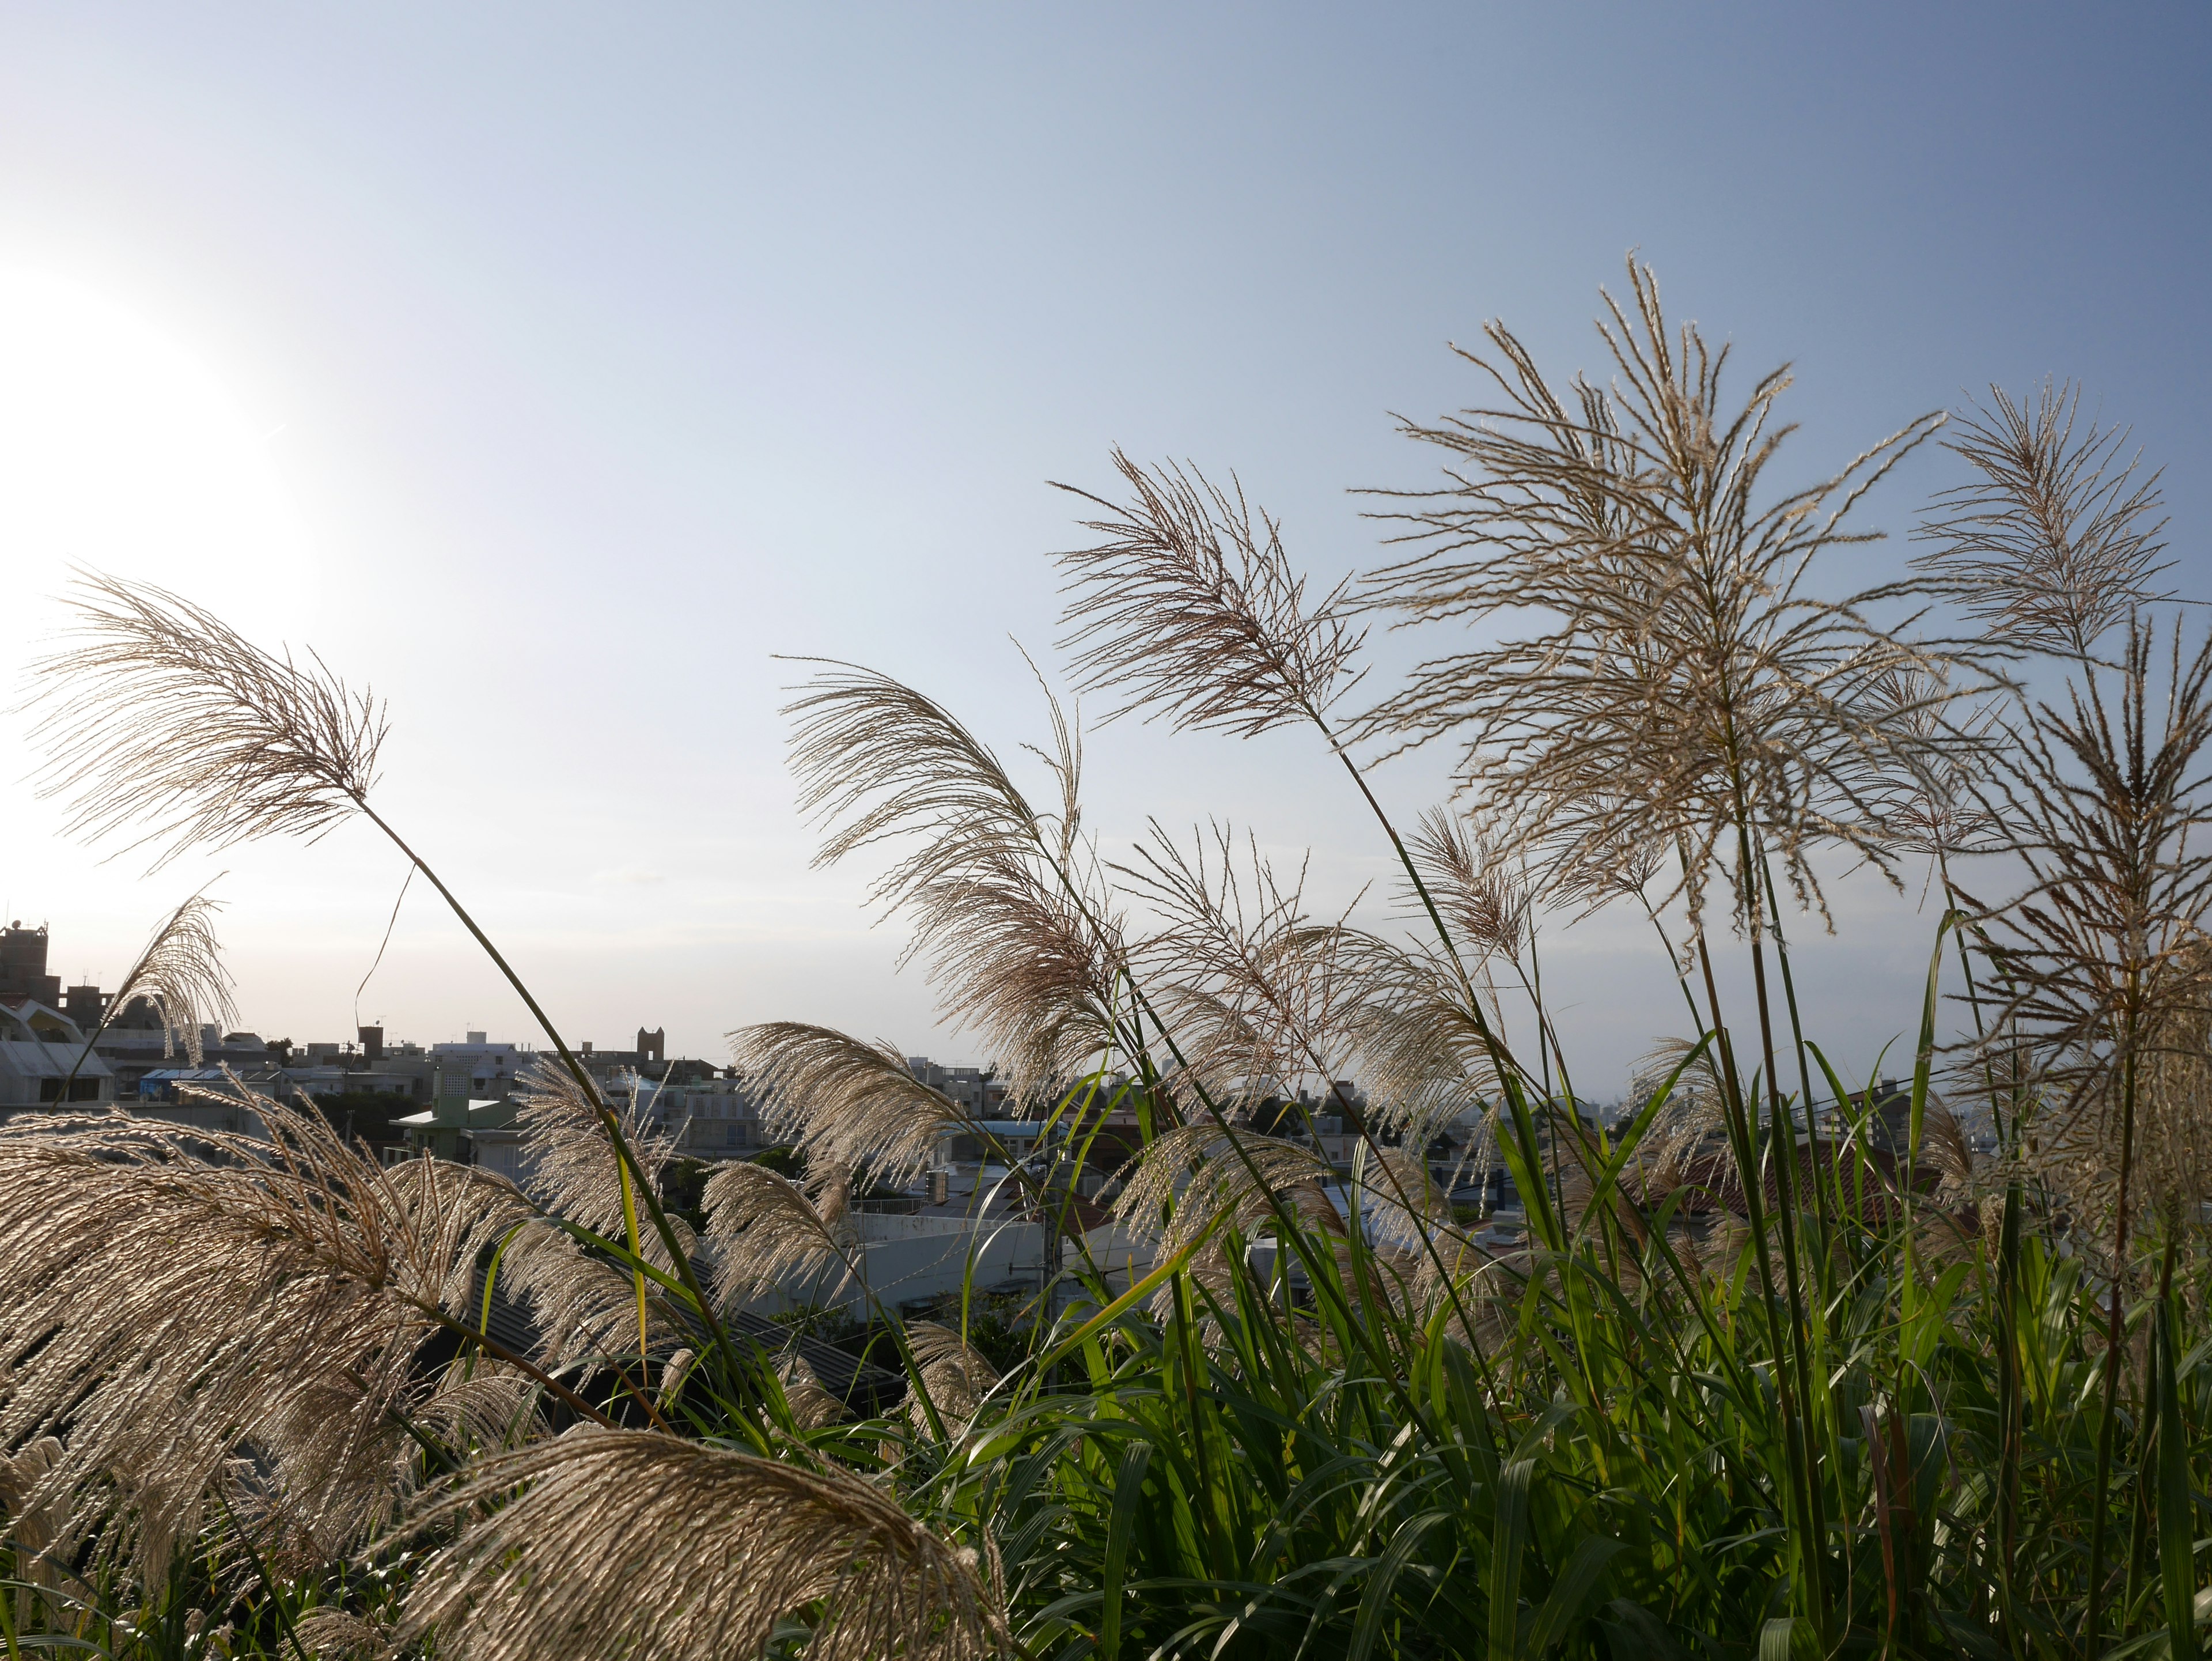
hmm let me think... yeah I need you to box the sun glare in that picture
[0,270,312,640]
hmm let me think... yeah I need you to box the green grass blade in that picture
[1347,1510,1452,1661]
[1525,1535,1625,1654]
[2157,1287,2196,1657]
[1099,1438,1153,1661]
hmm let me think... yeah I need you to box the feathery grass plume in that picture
[80,885,238,1066]
[397,1428,1008,1661]
[1119,822,1360,1111]
[1623,1039,1732,1185]
[782,664,1124,1103]
[1870,669,2004,879]
[495,1220,694,1370]
[1914,381,2173,659]
[290,1608,392,1661]
[0,1436,70,1628]
[1404,807,1535,961]
[1357,259,1960,930]
[25,572,386,869]
[732,1021,967,1185]
[1970,619,2212,1246]
[1114,1125,1340,1321]
[773,1352,848,1432]
[1052,448,1366,735]
[1357,1145,1449,1248]
[906,1322,1001,1432]
[237,1360,546,1566]
[700,1156,857,1310]
[512,1058,679,1251]
[0,1096,533,1583]
[1332,930,1503,1140]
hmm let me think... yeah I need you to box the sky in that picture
[0,4,2206,1093]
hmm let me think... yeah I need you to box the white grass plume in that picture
[906,1321,1001,1432]
[733,1021,966,1185]
[397,1428,1009,1661]
[701,1156,857,1310]
[26,572,386,870]
[1915,381,2173,660]
[1053,448,1366,736]
[782,663,1124,1102]
[90,886,238,1065]
[1359,259,1962,933]
[0,1097,532,1580]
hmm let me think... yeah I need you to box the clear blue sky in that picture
[1,4,2205,1090]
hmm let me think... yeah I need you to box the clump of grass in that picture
[7,265,2211,1661]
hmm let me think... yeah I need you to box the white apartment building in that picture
[0,1001,116,1110]
[624,1071,766,1157]
[429,1032,535,1098]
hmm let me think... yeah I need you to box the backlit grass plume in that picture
[512,1058,677,1247]
[56,886,237,1095]
[1915,381,2173,659]
[733,1021,967,1183]
[0,1096,534,1580]
[397,1429,1008,1661]
[1358,258,1959,929]
[1054,448,1365,735]
[783,663,1124,1102]
[26,572,386,869]
[700,1155,857,1309]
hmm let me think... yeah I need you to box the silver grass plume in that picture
[290,1609,392,1661]
[26,572,386,870]
[512,1058,683,1254]
[733,1021,965,1185]
[774,1352,849,1432]
[1968,619,2212,1243]
[1053,448,1366,736]
[92,886,238,1065]
[906,1321,1002,1433]
[1118,823,1361,1111]
[1115,1123,1340,1318]
[0,1437,69,1628]
[1333,929,1503,1141]
[783,663,1123,1103]
[397,1428,1009,1661]
[1403,808,1534,963]
[495,1219,696,1370]
[1358,258,1964,932]
[1914,381,2173,660]
[700,1155,858,1310]
[0,1096,532,1581]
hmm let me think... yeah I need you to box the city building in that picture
[0,1001,116,1110]
[905,1056,1014,1118]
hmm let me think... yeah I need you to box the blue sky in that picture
[0,4,2205,1089]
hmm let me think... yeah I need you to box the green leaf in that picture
[2157,1289,2197,1657]
[1488,1457,1535,1660]
[1347,1510,1452,1661]
[1525,1534,1624,1654]
[1099,1438,1153,1661]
